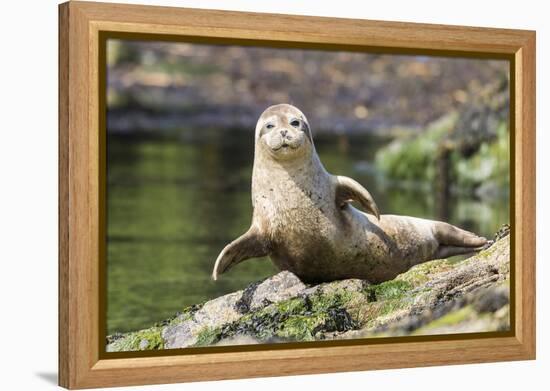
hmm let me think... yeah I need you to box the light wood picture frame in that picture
[59,1,536,389]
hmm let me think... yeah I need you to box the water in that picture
[106,130,509,334]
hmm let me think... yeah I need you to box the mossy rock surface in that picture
[107,233,510,352]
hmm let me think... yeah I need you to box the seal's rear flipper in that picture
[433,222,487,248]
[432,222,488,259]
[335,175,380,220]
[433,244,486,259]
[212,226,269,281]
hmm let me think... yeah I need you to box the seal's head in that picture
[255,104,313,161]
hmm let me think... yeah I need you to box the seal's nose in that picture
[280,129,288,137]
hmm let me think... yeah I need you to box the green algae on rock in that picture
[107,231,510,352]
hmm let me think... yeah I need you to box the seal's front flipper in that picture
[212,226,269,281]
[335,175,380,220]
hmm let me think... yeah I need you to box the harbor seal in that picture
[212,104,487,284]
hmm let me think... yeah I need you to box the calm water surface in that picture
[107,130,509,333]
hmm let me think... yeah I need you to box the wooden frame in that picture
[59,1,536,388]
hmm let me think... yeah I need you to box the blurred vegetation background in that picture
[106,39,510,334]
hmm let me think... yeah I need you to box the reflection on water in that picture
[107,130,509,333]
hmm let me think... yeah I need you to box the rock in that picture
[162,291,243,348]
[214,335,262,346]
[138,339,150,350]
[248,271,306,311]
[303,278,366,296]
[160,272,307,349]
[107,231,510,352]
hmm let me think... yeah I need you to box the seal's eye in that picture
[266,124,275,129]
[290,119,300,128]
